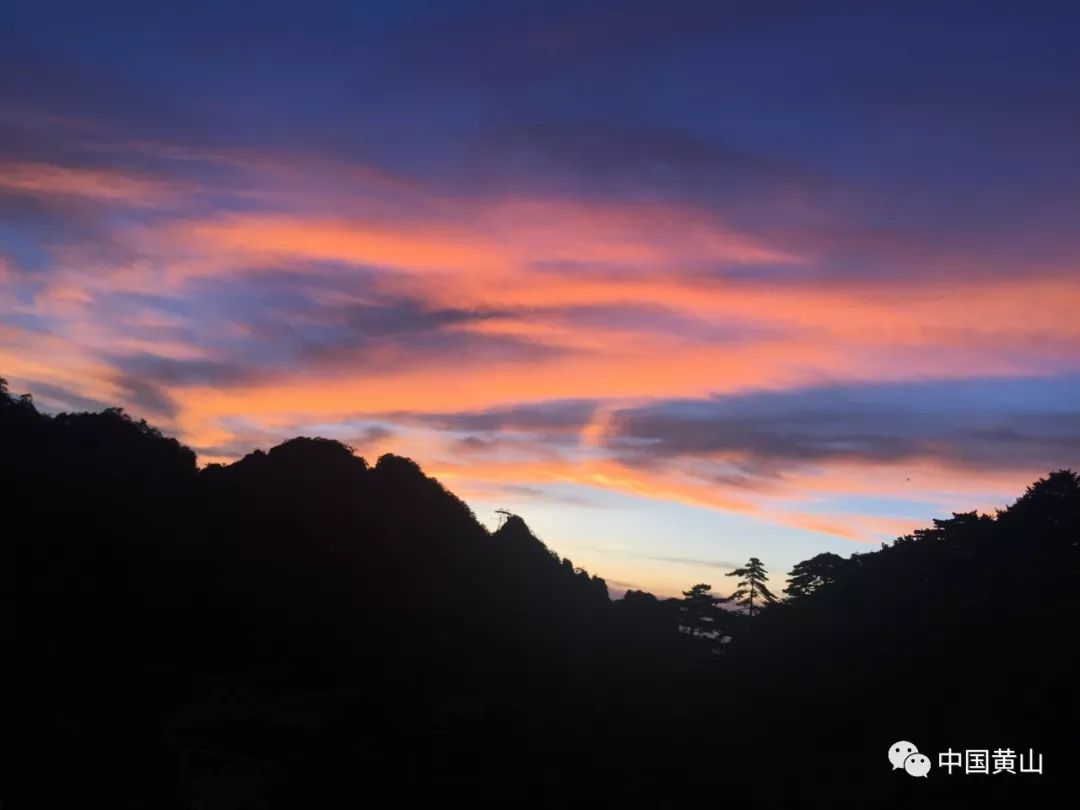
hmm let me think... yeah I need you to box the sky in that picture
[3,1,1079,598]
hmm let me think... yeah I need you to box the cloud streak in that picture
[604,377,1080,474]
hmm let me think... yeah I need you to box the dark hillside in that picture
[5,377,1078,807]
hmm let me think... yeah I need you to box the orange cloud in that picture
[0,161,185,205]
[151,196,800,284]
[6,152,1080,561]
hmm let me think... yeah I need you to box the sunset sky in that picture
[3,1,1079,597]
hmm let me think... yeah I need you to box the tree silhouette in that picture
[784,552,845,600]
[725,557,776,616]
[7,371,1080,806]
[679,583,719,636]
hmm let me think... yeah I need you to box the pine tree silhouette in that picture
[724,557,776,616]
[784,552,845,600]
[679,583,719,636]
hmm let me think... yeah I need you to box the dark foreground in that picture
[5,379,1078,807]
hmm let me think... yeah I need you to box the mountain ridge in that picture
[5,375,1078,807]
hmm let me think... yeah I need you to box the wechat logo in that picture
[889,741,931,777]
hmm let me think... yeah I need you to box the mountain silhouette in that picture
[5,377,1078,807]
